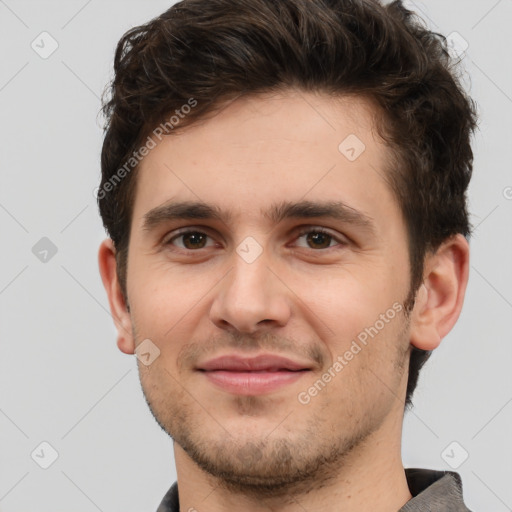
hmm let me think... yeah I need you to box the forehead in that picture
[130,90,399,231]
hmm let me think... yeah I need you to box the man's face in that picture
[124,91,414,490]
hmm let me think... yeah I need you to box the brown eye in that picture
[166,230,214,250]
[305,231,333,249]
[181,232,208,249]
[294,228,345,250]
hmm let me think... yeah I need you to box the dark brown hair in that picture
[98,0,477,408]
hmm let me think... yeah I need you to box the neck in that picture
[174,406,413,512]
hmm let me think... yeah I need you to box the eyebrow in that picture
[142,199,376,235]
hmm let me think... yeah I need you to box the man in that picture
[97,0,477,510]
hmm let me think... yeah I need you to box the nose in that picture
[209,250,292,334]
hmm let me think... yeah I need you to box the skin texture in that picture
[99,90,469,511]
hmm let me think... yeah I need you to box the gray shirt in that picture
[156,468,472,511]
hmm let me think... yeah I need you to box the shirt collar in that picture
[400,468,471,511]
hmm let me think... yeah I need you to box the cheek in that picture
[292,263,405,349]
[129,255,204,318]
[128,261,220,363]
[128,268,189,343]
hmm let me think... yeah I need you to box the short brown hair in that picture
[98,0,477,408]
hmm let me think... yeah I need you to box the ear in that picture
[409,234,470,351]
[98,238,135,355]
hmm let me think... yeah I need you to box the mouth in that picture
[196,354,313,395]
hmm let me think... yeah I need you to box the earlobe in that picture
[409,234,470,351]
[97,238,135,355]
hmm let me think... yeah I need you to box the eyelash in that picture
[163,227,347,252]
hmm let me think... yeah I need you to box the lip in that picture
[197,354,313,372]
[197,354,313,395]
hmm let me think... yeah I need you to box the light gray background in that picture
[0,1,511,511]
